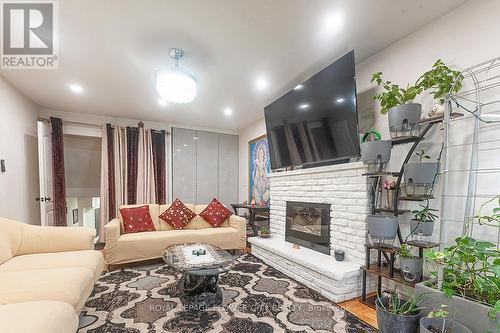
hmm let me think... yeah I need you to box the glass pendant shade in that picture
[155,48,198,104]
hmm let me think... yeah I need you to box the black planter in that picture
[376,297,421,333]
[334,249,345,261]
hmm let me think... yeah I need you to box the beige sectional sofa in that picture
[0,217,105,333]
[105,203,247,265]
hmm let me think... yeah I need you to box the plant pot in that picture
[410,220,435,237]
[334,249,345,261]
[367,215,399,247]
[376,297,421,333]
[388,103,422,138]
[361,140,392,173]
[416,282,498,333]
[258,232,271,238]
[400,257,423,283]
[404,162,439,185]
[420,317,472,333]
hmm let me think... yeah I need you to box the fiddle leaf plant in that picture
[371,72,423,115]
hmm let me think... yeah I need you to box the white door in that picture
[37,120,54,226]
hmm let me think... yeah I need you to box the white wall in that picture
[0,76,40,224]
[239,0,500,244]
[238,118,267,202]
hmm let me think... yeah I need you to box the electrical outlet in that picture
[0,159,5,173]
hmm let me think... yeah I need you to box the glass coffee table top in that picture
[162,243,235,276]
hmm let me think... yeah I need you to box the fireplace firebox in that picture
[285,201,331,255]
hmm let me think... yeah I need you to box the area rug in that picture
[78,254,377,332]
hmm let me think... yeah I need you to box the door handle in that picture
[44,197,51,202]
[36,197,46,202]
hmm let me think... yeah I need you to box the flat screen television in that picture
[264,50,360,171]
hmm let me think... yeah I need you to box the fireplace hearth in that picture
[285,201,331,254]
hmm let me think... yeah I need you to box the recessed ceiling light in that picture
[183,144,188,147]
[298,104,310,109]
[224,107,233,116]
[157,98,168,107]
[69,83,83,94]
[177,148,181,152]
[321,11,343,36]
[336,98,345,103]
[255,77,269,91]
[193,137,198,140]
[294,84,304,90]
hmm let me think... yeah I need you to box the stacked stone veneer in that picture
[268,161,370,265]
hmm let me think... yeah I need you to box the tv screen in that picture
[264,50,360,170]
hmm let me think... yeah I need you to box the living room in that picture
[0,1,499,332]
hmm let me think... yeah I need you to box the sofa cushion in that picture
[159,199,196,230]
[199,198,233,227]
[0,267,95,312]
[120,205,156,234]
[0,250,104,282]
[0,300,78,333]
[119,204,160,231]
[159,203,195,231]
[114,228,240,264]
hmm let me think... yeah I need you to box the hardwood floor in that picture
[339,296,378,329]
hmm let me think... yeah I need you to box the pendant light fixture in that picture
[155,48,198,104]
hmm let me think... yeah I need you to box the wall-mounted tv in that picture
[264,50,360,171]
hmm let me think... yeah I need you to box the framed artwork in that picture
[249,134,271,205]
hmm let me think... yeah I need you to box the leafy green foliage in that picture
[469,195,500,227]
[376,287,426,316]
[412,201,439,222]
[259,226,270,234]
[371,72,423,114]
[398,243,415,259]
[425,236,500,307]
[416,59,464,100]
[427,304,449,319]
[371,59,463,114]
[415,149,431,163]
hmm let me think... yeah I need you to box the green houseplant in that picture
[419,235,500,332]
[371,72,423,137]
[398,243,423,283]
[420,305,472,333]
[258,226,271,238]
[410,201,439,240]
[404,149,439,197]
[376,287,426,333]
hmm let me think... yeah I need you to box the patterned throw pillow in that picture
[159,199,197,230]
[199,198,233,228]
[119,205,156,234]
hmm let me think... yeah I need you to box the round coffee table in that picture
[162,243,235,310]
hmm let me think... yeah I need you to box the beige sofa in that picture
[105,203,247,265]
[0,217,105,333]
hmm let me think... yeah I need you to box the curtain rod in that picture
[37,117,170,134]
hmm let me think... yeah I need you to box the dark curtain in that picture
[151,130,166,204]
[50,117,67,226]
[126,127,139,204]
[106,124,116,218]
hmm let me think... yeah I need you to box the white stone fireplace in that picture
[249,161,371,302]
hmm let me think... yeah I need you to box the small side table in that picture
[230,203,269,236]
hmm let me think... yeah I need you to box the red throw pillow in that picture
[199,198,233,228]
[159,199,197,230]
[120,205,156,234]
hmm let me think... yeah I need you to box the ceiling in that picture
[1,0,467,131]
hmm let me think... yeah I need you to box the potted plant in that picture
[417,233,500,333]
[417,59,464,105]
[398,243,423,283]
[258,226,271,238]
[367,215,399,247]
[420,305,472,333]
[360,129,392,173]
[371,72,423,138]
[404,149,439,197]
[410,201,439,242]
[376,287,425,333]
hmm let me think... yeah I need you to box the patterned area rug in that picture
[78,254,377,332]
